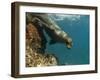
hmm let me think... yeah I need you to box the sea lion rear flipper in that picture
[49,40,56,45]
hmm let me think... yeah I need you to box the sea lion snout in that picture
[65,37,73,49]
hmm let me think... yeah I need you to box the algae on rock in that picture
[26,23,58,67]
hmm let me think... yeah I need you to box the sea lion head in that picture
[65,37,73,49]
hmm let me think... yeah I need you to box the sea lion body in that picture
[26,13,72,48]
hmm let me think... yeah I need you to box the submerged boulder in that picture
[26,23,58,67]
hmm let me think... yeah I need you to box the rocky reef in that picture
[26,23,58,67]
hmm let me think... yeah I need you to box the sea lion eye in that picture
[68,37,72,43]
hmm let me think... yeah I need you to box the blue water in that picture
[45,14,90,65]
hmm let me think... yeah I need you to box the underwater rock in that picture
[26,23,58,67]
[26,48,58,67]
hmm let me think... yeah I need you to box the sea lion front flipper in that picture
[49,40,56,45]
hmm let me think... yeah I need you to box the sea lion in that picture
[26,13,73,49]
